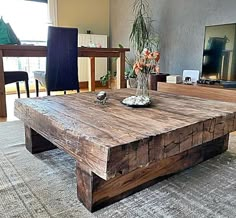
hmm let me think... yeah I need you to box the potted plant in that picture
[129,0,163,91]
[129,0,159,55]
[100,71,111,87]
[100,70,117,88]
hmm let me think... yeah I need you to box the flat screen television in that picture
[201,23,236,82]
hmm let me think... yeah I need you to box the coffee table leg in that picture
[76,134,229,212]
[76,166,94,211]
[25,125,57,154]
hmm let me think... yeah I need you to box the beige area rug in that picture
[0,121,236,218]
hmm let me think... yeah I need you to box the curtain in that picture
[48,0,58,26]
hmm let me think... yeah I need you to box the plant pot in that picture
[148,73,170,91]
[157,73,170,82]
[149,73,158,90]
[109,77,117,89]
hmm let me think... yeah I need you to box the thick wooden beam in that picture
[25,125,57,153]
[15,89,236,180]
[76,168,93,212]
[76,134,229,212]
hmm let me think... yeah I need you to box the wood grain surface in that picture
[14,88,236,211]
[15,88,236,180]
[81,134,229,211]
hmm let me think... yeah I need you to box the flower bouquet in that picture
[122,48,160,107]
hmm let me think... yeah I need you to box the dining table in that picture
[0,45,130,117]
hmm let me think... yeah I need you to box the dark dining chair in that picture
[202,36,227,79]
[4,71,30,98]
[34,26,80,96]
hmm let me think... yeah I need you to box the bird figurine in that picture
[96,91,107,104]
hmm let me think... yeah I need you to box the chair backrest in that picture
[206,37,227,51]
[205,37,227,66]
[46,26,79,92]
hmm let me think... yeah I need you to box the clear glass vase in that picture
[136,72,149,97]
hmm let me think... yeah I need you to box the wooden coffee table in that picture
[14,89,236,212]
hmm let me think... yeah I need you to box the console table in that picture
[14,89,236,211]
[0,45,129,117]
[158,82,236,102]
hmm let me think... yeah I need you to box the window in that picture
[0,0,49,93]
[0,0,48,43]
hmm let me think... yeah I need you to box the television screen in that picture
[201,23,236,81]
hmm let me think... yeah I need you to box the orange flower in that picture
[148,53,154,59]
[153,51,160,62]
[143,48,150,57]
[133,61,143,74]
[133,48,160,74]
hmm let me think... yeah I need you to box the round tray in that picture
[121,96,151,108]
[121,101,151,108]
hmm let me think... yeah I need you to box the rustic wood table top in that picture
[15,88,236,180]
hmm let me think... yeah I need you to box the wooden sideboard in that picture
[158,82,236,103]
